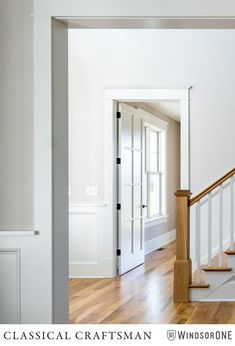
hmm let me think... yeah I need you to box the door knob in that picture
[142,205,148,208]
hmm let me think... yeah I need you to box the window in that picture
[145,126,166,219]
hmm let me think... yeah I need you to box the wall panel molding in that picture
[0,249,21,323]
[69,204,114,278]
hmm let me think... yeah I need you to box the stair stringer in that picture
[189,269,235,301]
[227,255,235,268]
[201,275,235,301]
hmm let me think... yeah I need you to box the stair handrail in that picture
[190,168,235,206]
[174,167,235,303]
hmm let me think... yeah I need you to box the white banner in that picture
[0,324,234,346]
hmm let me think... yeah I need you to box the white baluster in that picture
[231,176,234,250]
[219,185,223,266]
[208,192,212,266]
[196,202,201,283]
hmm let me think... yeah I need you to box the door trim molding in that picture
[104,87,190,190]
[102,86,190,277]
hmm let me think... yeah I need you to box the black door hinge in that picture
[116,111,121,119]
[116,157,121,164]
[117,203,121,210]
[117,249,121,256]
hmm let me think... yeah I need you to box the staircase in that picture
[174,168,235,302]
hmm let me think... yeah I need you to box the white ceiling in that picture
[145,100,181,122]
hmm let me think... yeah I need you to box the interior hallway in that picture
[69,241,235,324]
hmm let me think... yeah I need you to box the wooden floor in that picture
[69,241,235,324]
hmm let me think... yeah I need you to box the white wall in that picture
[0,0,34,228]
[1,4,235,234]
[69,29,235,206]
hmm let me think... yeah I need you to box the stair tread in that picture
[225,250,235,255]
[202,266,232,272]
[189,283,210,288]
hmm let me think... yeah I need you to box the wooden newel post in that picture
[174,190,192,303]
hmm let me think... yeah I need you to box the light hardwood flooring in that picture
[69,241,235,324]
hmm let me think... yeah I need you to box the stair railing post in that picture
[174,190,192,303]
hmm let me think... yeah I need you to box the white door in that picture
[117,103,145,275]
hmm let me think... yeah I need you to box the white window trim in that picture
[145,122,166,220]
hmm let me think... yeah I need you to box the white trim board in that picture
[145,229,176,255]
[0,230,39,236]
[104,87,190,101]
[34,1,235,18]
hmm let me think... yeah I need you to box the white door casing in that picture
[33,9,191,323]
[117,104,145,274]
[34,17,68,323]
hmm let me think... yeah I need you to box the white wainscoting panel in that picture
[70,213,98,264]
[69,204,114,278]
[0,249,20,323]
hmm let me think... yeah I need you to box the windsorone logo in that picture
[167,329,233,342]
[167,330,176,341]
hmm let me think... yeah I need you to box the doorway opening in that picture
[116,101,180,275]
[68,32,189,321]
[69,84,189,280]
[34,19,192,323]
[69,89,184,323]
[67,30,190,320]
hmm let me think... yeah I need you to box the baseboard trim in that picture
[70,275,104,279]
[145,229,176,255]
